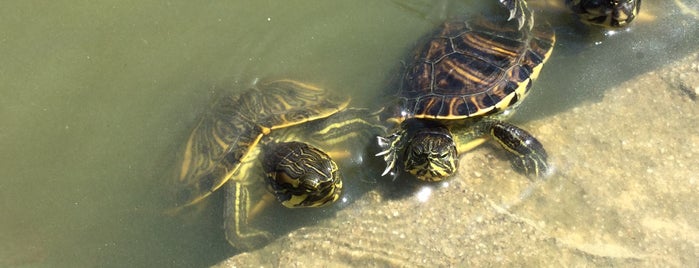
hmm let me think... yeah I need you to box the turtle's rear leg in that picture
[223,181,273,251]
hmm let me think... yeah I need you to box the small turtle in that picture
[500,0,642,29]
[171,79,381,250]
[377,5,554,181]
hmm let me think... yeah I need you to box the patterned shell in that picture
[397,13,555,119]
[174,80,349,208]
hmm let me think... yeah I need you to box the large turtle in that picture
[500,0,642,29]
[376,4,555,181]
[171,79,382,250]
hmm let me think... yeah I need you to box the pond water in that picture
[1,1,697,267]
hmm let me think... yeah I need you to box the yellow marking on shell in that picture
[499,83,523,110]
[225,134,262,177]
[425,97,439,111]
[270,99,351,131]
[445,59,489,87]
[179,133,263,208]
[314,118,371,136]
[212,130,230,149]
[446,97,460,117]
[528,36,555,81]
[414,83,521,119]
[312,117,380,146]
[179,116,213,182]
[490,44,519,59]
[319,133,363,148]
[272,79,326,92]
[420,36,555,120]
[272,95,294,110]
[179,125,197,182]
[467,34,519,59]
[413,113,461,119]
[489,28,556,116]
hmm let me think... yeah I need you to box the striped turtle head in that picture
[264,142,342,208]
[403,127,458,182]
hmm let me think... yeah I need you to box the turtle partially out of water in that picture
[500,0,642,29]
[171,79,382,250]
[377,5,555,181]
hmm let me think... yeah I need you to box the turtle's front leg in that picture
[223,181,273,251]
[486,119,549,178]
[498,0,530,29]
[376,129,406,179]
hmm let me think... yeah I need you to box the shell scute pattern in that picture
[397,14,555,120]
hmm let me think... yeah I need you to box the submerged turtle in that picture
[172,79,382,250]
[377,5,555,181]
[500,0,642,29]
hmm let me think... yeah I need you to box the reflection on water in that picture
[1,1,697,267]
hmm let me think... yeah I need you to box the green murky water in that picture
[1,1,697,267]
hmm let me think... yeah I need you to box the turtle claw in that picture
[376,134,401,177]
[375,136,392,156]
[380,160,395,177]
[379,154,399,181]
[498,0,529,30]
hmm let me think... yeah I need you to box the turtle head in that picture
[265,142,342,208]
[403,127,458,181]
[568,0,641,28]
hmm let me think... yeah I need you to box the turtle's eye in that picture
[407,145,423,158]
[411,149,421,157]
[438,152,450,159]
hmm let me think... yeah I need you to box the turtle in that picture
[171,79,382,250]
[500,0,642,29]
[376,4,555,181]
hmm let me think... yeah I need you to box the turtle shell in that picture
[396,12,555,120]
[173,79,349,208]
